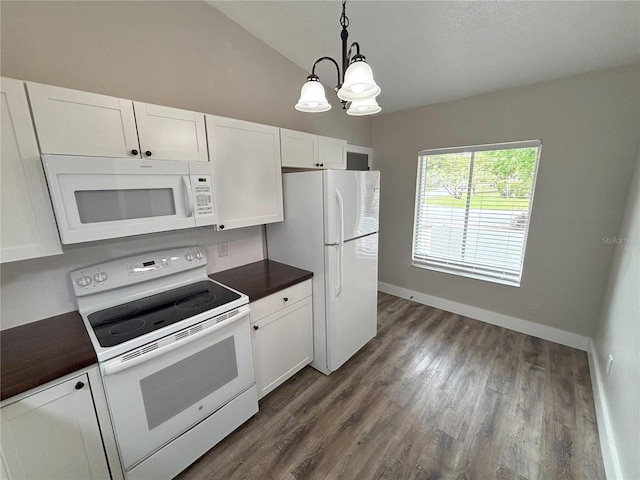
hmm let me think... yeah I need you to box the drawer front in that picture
[250,280,312,323]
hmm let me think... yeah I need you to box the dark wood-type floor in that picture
[177,292,605,480]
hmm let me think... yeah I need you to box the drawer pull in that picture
[253,325,259,330]
[75,381,85,390]
[283,297,289,302]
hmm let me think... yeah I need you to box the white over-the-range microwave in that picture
[41,155,217,244]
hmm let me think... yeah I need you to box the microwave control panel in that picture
[193,175,214,217]
[188,162,217,227]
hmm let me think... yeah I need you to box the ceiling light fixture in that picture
[295,0,381,116]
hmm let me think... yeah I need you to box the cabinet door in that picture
[1,374,111,480]
[133,102,208,162]
[280,128,319,168]
[206,115,283,230]
[0,78,62,263]
[319,136,347,170]
[26,82,139,158]
[252,296,313,399]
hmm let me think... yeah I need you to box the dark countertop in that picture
[210,259,313,302]
[1,311,97,401]
[1,259,311,402]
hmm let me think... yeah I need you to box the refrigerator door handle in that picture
[335,188,345,245]
[335,245,343,297]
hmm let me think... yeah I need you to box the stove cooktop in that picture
[87,280,241,347]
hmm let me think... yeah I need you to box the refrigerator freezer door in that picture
[324,233,378,371]
[324,170,380,245]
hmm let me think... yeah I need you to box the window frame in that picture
[411,139,542,287]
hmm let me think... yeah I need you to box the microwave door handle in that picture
[102,307,250,376]
[183,175,194,217]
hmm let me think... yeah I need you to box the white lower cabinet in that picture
[250,280,313,399]
[1,368,122,480]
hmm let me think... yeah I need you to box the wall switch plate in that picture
[606,355,614,375]
[218,241,228,257]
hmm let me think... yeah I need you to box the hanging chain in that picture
[340,0,349,28]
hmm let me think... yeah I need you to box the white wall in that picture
[591,146,640,480]
[372,64,640,338]
[0,0,372,329]
[0,226,264,330]
[0,1,371,144]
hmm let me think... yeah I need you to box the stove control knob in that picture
[94,272,108,283]
[194,250,203,260]
[77,275,92,287]
[185,252,194,262]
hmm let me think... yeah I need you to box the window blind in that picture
[412,140,541,287]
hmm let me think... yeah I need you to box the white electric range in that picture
[71,246,258,480]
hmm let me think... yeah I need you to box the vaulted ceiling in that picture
[209,1,640,113]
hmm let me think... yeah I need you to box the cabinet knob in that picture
[283,297,289,302]
[145,150,152,157]
[75,381,85,390]
[130,149,139,156]
[219,225,225,230]
[253,325,259,330]
[320,163,324,167]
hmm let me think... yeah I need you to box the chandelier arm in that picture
[347,41,362,64]
[311,56,342,90]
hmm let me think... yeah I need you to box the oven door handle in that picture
[102,306,250,376]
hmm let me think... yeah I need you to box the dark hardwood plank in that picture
[176,293,606,480]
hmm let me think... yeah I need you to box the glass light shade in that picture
[346,96,381,116]
[295,79,331,112]
[337,61,381,101]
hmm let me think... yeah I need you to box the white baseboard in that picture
[378,282,590,351]
[587,340,624,480]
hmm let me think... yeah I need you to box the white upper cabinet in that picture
[133,101,208,162]
[206,115,283,230]
[1,77,62,263]
[280,128,319,168]
[26,82,207,162]
[280,128,346,170]
[318,135,346,170]
[26,82,140,158]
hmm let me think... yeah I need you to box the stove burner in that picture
[92,305,142,326]
[109,319,146,336]
[174,293,216,311]
[87,280,242,348]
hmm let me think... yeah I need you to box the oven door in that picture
[100,306,254,471]
[41,154,216,244]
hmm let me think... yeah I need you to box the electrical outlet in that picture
[606,355,614,375]
[218,241,228,257]
[527,304,541,316]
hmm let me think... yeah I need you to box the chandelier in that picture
[295,0,381,116]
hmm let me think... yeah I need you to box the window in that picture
[412,140,541,287]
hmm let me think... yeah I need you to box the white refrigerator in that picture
[266,170,380,375]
